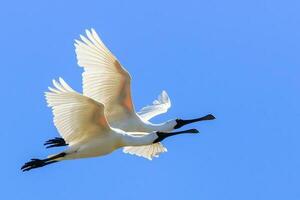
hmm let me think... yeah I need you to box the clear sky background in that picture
[1,0,299,199]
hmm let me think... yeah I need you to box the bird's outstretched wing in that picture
[138,91,171,121]
[123,132,167,160]
[75,29,135,121]
[45,78,110,145]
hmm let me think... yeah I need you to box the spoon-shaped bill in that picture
[174,114,216,129]
[154,128,199,143]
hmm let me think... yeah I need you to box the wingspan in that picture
[138,90,171,121]
[75,29,135,121]
[45,78,110,145]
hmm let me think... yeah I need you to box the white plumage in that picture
[21,29,214,171]
[46,78,168,160]
[138,90,171,121]
[45,79,159,159]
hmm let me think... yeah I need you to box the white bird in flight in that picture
[21,80,199,171]
[21,29,215,171]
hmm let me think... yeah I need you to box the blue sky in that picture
[1,0,299,199]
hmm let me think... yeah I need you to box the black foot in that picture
[21,153,66,172]
[44,137,67,148]
[21,159,57,172]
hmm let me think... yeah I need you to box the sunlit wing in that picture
[45,78,110,144]
[138,90,171,121]
[75,29,135,120]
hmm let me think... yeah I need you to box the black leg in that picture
[21,152,66,172]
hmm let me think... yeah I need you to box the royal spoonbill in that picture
[21,79,199,171]
[44,29,215,160]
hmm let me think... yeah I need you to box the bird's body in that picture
[21,29,215,171]
[59,128,157,160]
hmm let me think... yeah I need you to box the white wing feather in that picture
[75,29,135,120]
[123,142,167,160]
[45,78,110,144]
[138,91,171,121]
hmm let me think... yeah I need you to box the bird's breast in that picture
[68,135,121,159]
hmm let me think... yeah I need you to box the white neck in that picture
[144,120,177,132]
[120,132,158,147]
